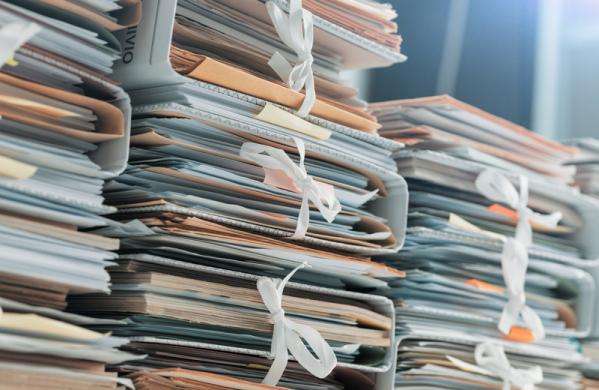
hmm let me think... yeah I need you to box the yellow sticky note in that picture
[0,154,37,179]
[256,103,331,141]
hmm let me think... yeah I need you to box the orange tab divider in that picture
[465,279,505,294]
[503,326,535,343]
[487,204,518,222]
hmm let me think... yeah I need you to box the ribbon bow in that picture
[266,0,316,117]
[448,342,543,390]
[257,262,337,385]
[476,170,561,341]
[0,22,41,67]
[240,137,341,239]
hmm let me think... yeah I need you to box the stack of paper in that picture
[564,138,599,199]
[0,0,139,308]
[374,95,578,184]
[71,259,394,388]
[0,0,139,387]
[370,96,596,389]
[170,0,405,114]
[564,138,599,387]
[0,306,137,389]
[76,0,407,388]
[128,368,288,389]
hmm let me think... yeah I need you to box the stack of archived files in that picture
[71,0,408,389]
[562,138,599,389]
[563,138,599,199]
[0,0,141,388]
[370,96,599,389]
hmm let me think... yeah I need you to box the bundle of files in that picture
[563,138,599,199]
[154,0,405,117]
[562,138,599,389]
[0,0,139,387]
[370,96,599,389]
[73,0,408,388]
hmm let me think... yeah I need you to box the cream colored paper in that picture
[0,155,37,179]
[256,103,331,140]
[0,313,103,341]
[448,213,505,241]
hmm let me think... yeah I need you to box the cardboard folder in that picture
[0,73,125,143]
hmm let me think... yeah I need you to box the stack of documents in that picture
[374,95,578,184]
[565,138,599,388]
[0,0,138,309]
[79,0,407,387]
[564,138,599,199]
[170,0,405,114]
[370,96,596,389]
[128,368,288,389]
[0,0,139,387]
[71,259,394,388]
[0,303,137,389]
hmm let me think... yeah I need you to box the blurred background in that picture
[355,0,599,140]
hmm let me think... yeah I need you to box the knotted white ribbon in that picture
[476,169,562,341]
[447,342,543,390]
[257,262,337,385]
[240,137,341,239]
[0,21,40,67]
[266,0,316,117]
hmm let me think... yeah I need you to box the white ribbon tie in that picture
[257,262,337,385]
[476,169,562,340]
[0,21,41,67]
[240,137,341,239]
[448,342,543,390]
[266,0,316,117]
